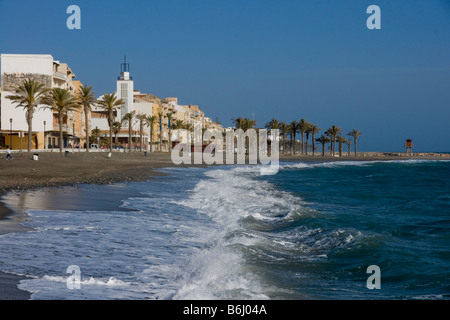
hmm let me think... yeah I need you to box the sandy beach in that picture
[0,150,448,299]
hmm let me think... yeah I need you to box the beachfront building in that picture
[90,58,222,151]
[0,54,80,150]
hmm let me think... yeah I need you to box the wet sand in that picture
[0,150,448,299]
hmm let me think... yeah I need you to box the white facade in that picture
[0,54,54,132]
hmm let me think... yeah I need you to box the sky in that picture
[1,0,449,152]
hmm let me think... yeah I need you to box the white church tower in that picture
[116,56,134,122]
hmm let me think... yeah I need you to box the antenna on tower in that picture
[121,55,130,73]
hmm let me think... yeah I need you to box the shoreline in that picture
[0,150,448,300]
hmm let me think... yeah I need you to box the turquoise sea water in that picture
[0,159,449,299]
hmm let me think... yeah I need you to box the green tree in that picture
[76,85,96,152]
[316,135,331,157]
[232,116,256,131]
[122,111,136,152]
[135,113,147,152]
[158,111,164,151]
[265,118,281,152]
[336,135,348,157]
[345,138,352,157]
[309,124,320,156]
[46,88,80,153]
[348,129,362,156]
[145,115,157,152]
[298,118,309,154]
[289,120,299,155]
[97,93,124,152]
[167,113,173,151]
[112,121,122,145]
[6,79,51,152]
[327,125,341,157]
[90,127,101,144]
[278,121,289,155]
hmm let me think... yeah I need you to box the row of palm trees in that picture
[5,78,171,154]
[264,117,363,157]
[6,78,103,153]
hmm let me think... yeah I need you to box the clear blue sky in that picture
[1,0,449,152]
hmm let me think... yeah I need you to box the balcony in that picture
[53,71,67,81]
[53,124,69,132]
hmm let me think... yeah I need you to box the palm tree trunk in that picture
[169,128,172,151]
[354,139,357,156]
[150,126,153,152]
[322,143,325,156]
[312,133,316,156]
[301,134,304,154]
[84,106,90,152]
[27,118,33,153]
[109,126,113,152]
[293,134,296,155]
[59,113,64,153]
[27,109,33,153]
[129,127,132,152]
[331,136,334,156]
[159,125,162,152]
[140,125,143,152]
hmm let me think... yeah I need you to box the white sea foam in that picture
[0,164,367,299]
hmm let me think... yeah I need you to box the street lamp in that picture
[9,118,13,149]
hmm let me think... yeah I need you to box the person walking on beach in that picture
[6,148,13,160]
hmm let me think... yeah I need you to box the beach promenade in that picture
[0,150,448,299]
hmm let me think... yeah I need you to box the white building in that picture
[0,54,77,149]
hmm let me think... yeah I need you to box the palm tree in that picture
[316,135,331,157]
[232,116,257,154]
[96,93,124,152]
[6,79,51,152]
[46,88,79,153]
[112,121,122,145]
[305,123,313,155]
[309,124,320,156]
[122,111,136,152]
[167,112,173,151]
[298,118,309,154]
[135,113,147,152]
[90,127,101,144]
[336,135,348,157]
[232,116,256,131]
[76,85,96,152]
[348,129,362,156]
[145,115,157,152]
[171,119,185,130]
[345,138,352,157]
[158,111,164,151]
[327,125,341,157]
[232,116,245,130]
[289,120,299,155]
[278,121,289,155]
[265,118,280,131]
[265,118,280,152]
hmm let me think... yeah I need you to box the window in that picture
[121,83,128,107]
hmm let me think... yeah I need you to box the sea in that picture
[0,159,449,300]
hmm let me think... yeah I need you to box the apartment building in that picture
[0,54,79,150]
